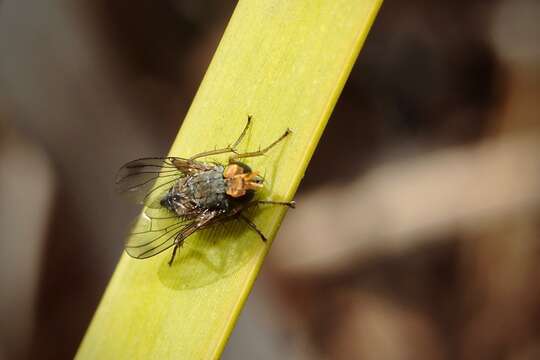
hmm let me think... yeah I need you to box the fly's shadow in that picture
[157,216,263,290]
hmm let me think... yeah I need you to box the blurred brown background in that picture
[0,0,539,359]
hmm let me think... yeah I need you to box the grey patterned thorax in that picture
[165,165,229,216]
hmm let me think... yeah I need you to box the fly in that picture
[116,115,295,266]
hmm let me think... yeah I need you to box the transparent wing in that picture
[125,207,222,259]
[115,157,195,208]
[125,207,194,259]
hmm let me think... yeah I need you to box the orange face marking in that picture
[223,164,262,198]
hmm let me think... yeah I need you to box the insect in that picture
[116,115,295,266]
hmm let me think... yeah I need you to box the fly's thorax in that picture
[164,167,229,215]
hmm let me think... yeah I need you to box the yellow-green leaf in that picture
[77,0,382,358]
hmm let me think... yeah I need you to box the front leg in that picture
[229,128,291,162]
[189,115,253,161]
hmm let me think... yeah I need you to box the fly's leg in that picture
[168,211,221,266]
[229,128,291,162]
[245,200,296,209]
[189,115,252,161]
[168,236,183,266]
[235,200,295,242]
[239,214,267,242]
[256,200,296,208]
[167,228,191,266]
[231,115,252,148]
[168,244,178,266]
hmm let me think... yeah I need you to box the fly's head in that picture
[223,162,263,199]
